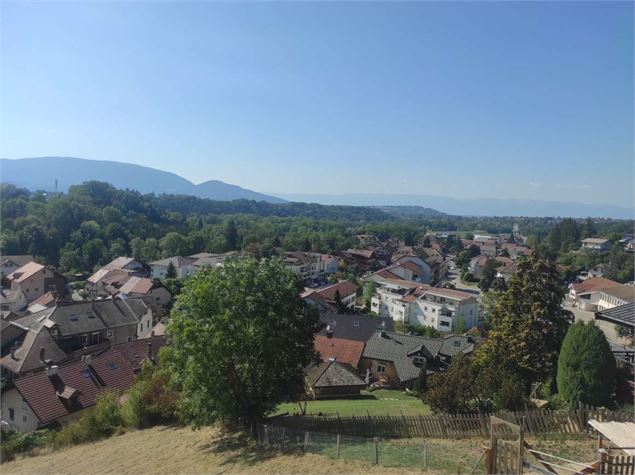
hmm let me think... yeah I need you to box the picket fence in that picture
[268,407,631,439]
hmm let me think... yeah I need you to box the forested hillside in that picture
[1,181,633,281]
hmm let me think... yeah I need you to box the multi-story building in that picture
[370,279,479,332]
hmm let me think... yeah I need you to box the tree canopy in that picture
[556,322,616,409]
[163,258,321,433]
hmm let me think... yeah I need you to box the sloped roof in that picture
[315,281,358,300]
[314,335,365,367]
[97,335,167,372]
[307,360,366,388]
[150,256,196,268]
[103,257,137,270]
[423,287,475,301]
[7,262,46,283]
[13,351,136,425]
[571,277,621,295]
[599,285,635,303]
[119,276,154,295]
[0,255,34,268]
[596,302,635,327]
[318,313,394,342]
[362,331,443,382]
[28,291,56,310]
[439,335,481,358]
[581,238,610,244]
[0,327,67,375]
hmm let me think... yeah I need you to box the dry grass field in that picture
[2,424,598,475]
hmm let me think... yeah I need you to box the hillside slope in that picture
[3,425,416,475]
[0,157,285,203]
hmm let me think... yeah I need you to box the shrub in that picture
[53,391,123,448]
[1,429,53,462]
[557,322,617,409]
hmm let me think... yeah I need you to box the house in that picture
[580,238,611,252]
[118,277,172,317]
[189,253,230,272]
[469,255,514,280]
[6,262,66,303]
[332,249,376,274]
[26,291,57,314]
[0,299,152,379]
[596,303,634,349]
[359,331,477,388]
[496,261,519,282]
[500,243,531,260]
[1,320,28,357]
[309,281,358,310]
[306,360,366,399]
[314,334,365,367]
[0,288,27,313]
[370,279,479,332]
[416,247,447,283]
[150,256,197,280]
[597,285,635,311]
[568,277,622,311]
[364,256,432,285]
[0,256,34,276]
[85,268,130,298]
[318,313,395,342]
[102,257,145,273]
[1,352,135,432]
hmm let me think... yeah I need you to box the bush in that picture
[121,361,179,429]
[53,391,123,448]
[557,322,617,409]
[1,429,53,462]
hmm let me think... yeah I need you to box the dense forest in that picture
[1,182,633,281]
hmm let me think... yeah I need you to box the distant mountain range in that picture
[373,205,447,218]
[0,157,286,203]
[275,193,635,219]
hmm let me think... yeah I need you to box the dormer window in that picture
[412,355,426,365]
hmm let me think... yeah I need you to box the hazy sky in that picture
[1,1,633,207]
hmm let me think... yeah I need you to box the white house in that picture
[150,256,197,280]
[370,279,479,332]
[580,238,611,252]
[0,288,27,313]
[568,277,622,311]
[0,256,34,277]
[597,285,635,312]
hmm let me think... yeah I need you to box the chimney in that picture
[39,347,46,364]
[82,354,92,366]
[45,365,59,376]
[326,325,333,338]
[147,341,154,362]
[11,341,19,360]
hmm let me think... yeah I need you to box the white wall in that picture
[1,388,40,432]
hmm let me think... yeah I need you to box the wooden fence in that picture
[268,407,631,439]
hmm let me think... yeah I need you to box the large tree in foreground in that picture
[164,258,320,434]
[557,322,616,409]
[473,252,571,399]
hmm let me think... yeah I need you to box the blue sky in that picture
[1,1,633,207]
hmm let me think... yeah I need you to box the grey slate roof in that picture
[0,326,67,375]
[318,313,395,342]
[439,335,482,358]
[596,302,635,327]
[362,331,443,382]
[307,360,366,388]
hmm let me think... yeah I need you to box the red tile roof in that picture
[571,277,622,295]
[314,335,365,367]
[315,281,358,300]
[14,351,136,425]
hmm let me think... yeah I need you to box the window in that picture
[51,328,58,337]
[81,334,88,346]
[353,321,359,327]
[106,362,119,370]
[106,329,113,337]
[453,340,461,347]
[440,321,450,327]
[91,332,100,346]
[9,408,14,421]
[22,415,27,423]
[412,356,425,365]
[377,364,386,373]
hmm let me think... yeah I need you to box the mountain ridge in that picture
[0,157,286,203]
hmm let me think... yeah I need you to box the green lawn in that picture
[275,390,431,417]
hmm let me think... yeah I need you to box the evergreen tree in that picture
[224,219,239,251]
[413,367,427,395]
[557,322,616,409]
[166,261,177,279]
[473,252,571,399]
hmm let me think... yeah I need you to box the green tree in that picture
[423,354,476,413]
[413,367,427,395]
[166,261,177,279]
[163,258,320,435]
[364,281,377,310]
[160,232,189,258]
[224,219,239,251]
[478,258,500,291]
[473,253,571,400]
[556,322,616,409]
[456,315,466,334]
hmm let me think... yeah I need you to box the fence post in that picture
[336,434,340,458]
[422,440,427,471]
[596,448,607,475]
[304,431,309,452]
[264,424,269,447]
[374,437,379,465]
